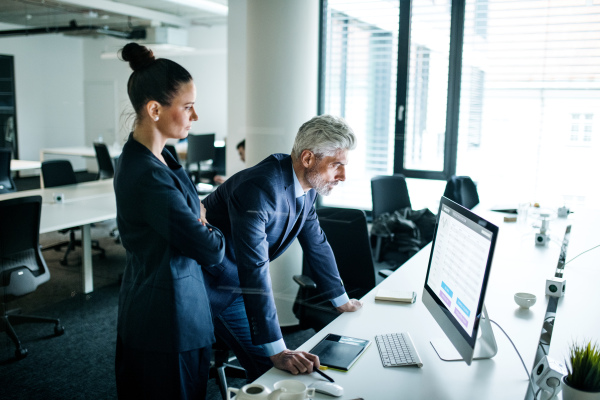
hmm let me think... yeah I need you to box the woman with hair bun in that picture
[113,42,225,399]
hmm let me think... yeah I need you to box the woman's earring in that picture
[154,116,159,121]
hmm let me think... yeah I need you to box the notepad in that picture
[309,334,371,371]
[375,289,416,303]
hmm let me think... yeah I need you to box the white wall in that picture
[0,23,227,172]
[227,0,248,175]
[83,25,227,143]
[0,25,86,169]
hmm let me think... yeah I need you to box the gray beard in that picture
[306,165,338,196]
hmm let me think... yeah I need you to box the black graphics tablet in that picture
[309,333,371,371]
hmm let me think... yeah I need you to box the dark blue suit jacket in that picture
[202,154,346,346]
[114,135,225,353]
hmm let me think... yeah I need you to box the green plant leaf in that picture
[565,340,600,392]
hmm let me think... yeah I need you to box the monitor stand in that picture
[430,305,498,362]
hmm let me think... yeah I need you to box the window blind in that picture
[320,0,400,209]
[458,0,600,208]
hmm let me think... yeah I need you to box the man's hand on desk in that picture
[270,349,320,375]
[336,298,363,313]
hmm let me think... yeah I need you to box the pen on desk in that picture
[314,367,335,383]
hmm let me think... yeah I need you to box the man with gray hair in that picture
[202,114,363,380]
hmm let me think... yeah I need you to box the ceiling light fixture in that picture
[162,0,228,16]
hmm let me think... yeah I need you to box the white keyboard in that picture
[375,332,423,368]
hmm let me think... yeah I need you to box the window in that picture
[457,0,600,208]
[402,1,452,174]
[320,0,600,211]
[319,0,400,209]
[569,113,593,146]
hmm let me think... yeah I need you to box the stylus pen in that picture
[314,367,335,383]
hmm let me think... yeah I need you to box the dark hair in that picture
[119,42,193,119]
[237,139,245,150]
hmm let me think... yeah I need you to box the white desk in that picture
[254,209,577,400]
[0,179,116,294]
[547,209,600,398]
[40,145,121,161]
[10,159,41,172]
[39,145,122,187]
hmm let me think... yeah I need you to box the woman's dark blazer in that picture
[114,136,225,353]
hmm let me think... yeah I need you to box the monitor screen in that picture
[187,133,216,163]
[422,196,499,365]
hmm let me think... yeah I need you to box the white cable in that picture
[565,244,600,266]
[536,381,560,400]
[547,377,561,400]
[489,319,536,398]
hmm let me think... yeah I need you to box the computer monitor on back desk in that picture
[422,196,500,365]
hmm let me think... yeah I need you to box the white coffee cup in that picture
[273,380,316,400]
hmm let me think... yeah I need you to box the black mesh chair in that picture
[40,160,105,265]
[371,174,412,261]
[41,159,77,188]
[0,147,16,194]
[293,208,377,332]
[0,195,65,359]
[93,142,115,180]
[443,175,480,210]
[371,174,412,219]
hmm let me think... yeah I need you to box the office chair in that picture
[371,174,412,219]
[93,142,115,180]
[0,147,17,193]
[443,175,480,210]
[293,208,377,332]
[186,133,216,184]
[164,144,180,164]
[93,142,120,242]
[371,174,412,262]
[0,195,65,359]
[40,160,105,265]
[209,336,247,400]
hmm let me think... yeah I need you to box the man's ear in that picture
[300,149,314,168]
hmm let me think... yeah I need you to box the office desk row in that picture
[10,159,41,172]
[0,179,116,294]
[39,145,122,162]
[255,208,594,400]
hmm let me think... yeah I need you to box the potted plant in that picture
[562,340,600,400]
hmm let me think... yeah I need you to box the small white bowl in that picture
[514,292,537,308]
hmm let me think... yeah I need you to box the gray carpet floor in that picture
[0,220,316,399]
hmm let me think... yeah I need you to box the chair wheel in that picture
[15,348,28,359]
[54,325,65,336]
[60,259,68,266]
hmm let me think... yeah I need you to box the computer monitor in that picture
[422,196,499,365]
[187,133,216,164]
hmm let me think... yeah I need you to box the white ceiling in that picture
[0,0,228,37]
